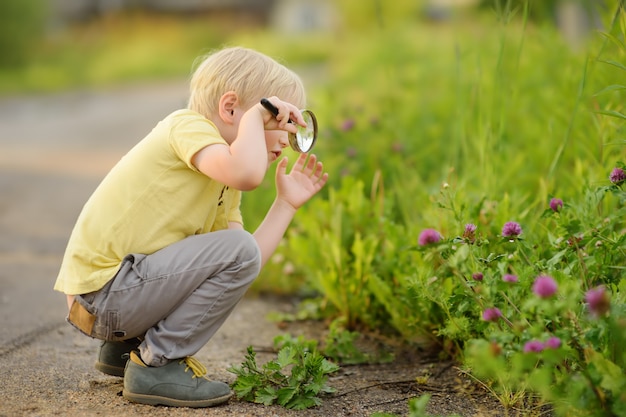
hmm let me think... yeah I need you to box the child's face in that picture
[264,129,290,167]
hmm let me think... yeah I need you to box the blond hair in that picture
[187,47,306,118]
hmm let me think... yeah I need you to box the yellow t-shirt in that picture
[54,109,243,295]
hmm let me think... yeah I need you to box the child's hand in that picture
[275,153,328,210]
[257,97,307,135]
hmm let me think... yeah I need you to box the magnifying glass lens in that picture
[294,110,317,153]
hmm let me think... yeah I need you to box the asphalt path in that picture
[0,80,189,350]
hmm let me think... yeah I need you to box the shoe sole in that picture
[95,361,125,377]
[122,390,233,408]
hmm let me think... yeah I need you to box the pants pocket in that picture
[92,309,125,341]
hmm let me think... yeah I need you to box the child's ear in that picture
[218,91,238,123]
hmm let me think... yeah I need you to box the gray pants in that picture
[75,229,261,367]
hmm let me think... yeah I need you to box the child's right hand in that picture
[256,97,307,135]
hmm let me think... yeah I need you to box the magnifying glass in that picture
[260,98,318,153]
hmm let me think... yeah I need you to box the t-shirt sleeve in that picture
[168,112,226,172]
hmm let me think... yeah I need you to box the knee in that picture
[230,229,262,274]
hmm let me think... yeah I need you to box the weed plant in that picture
[228,334,339,409]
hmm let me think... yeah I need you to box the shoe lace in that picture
[180,356,207,379]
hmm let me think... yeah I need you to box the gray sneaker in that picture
[122,351,232,407]
[95,338,141,377]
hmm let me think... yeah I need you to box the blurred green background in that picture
[0,0,614,93]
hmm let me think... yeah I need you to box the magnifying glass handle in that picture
[260,98,279,117]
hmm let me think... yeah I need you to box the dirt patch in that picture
[0,295,507,417]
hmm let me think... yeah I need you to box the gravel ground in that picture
[0,81,507,417]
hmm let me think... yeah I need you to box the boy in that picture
[54,46,328,408]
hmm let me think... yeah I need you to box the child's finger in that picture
[291,110,307,128]
[304,154,318,174]
[292,152,308,171]
[313,161,325,179]
[276,156,289,176]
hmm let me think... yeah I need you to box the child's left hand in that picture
[275,153,328,210]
